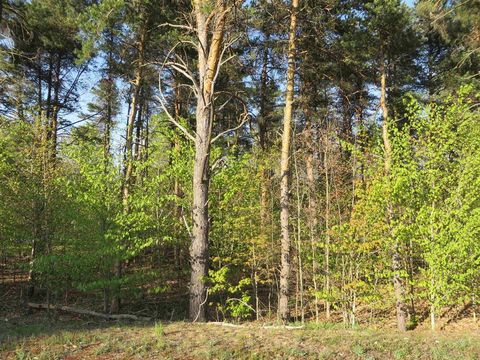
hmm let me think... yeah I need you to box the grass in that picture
[1,314,480,359]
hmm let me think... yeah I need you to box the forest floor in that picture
[2,311,480,360]
[2,269,480,360]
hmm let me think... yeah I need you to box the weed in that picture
[14,347,27,360]
[351,343,366,357]
[393,347,409,359]
[154,321,166,349]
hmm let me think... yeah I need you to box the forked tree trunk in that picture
[189,0,228,322]
[380,58,407,332]
[278,0,299,323]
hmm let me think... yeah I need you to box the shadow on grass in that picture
[0,311,156,349]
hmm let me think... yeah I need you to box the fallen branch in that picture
[27,303,151,321]
[263,325,304,330]
[202,322,304,330]
[205,321,245,328]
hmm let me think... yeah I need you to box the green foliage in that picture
[2,0,480,328]
[347,85,480,320]
[208,262,254,321]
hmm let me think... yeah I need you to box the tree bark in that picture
[189,0,228,322]
[380,58,407,332]
[278,0,299,323]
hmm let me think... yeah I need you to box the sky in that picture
[64,0,418,153]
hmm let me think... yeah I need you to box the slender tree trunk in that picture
[112,21,147,314]
[381,62,392,174]
[45,53,53,122]
[252,241,260,320]
[134,90,144,163]
[173,79,184,275]
[430,300,436,330]
[381,58,407,332]
[28,51,44,299]
[324,143,331,320]
[278,0,299,323]
[102,68,114,313]
[49,54,61,164]
[305,134,319,322]
[259,37,270,231]
[293,135,304,323]
[258,37,270,152]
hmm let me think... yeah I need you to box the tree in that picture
[158,0,246,322]
[278,0,299,323]
[364,0,419,331]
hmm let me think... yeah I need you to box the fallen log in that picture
[27,302,151,321]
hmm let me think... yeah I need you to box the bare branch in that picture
[156,71,195,142]
[211,112,251,144]
[211,36,240,95]
[157,22,194,32]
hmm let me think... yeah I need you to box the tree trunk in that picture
[190,114,211,322]
[102,70,113,314]
[305,130,319,322]
[381,58,407,332]
[134,89,144,163]
[259,36,270,231]
[324,143,331,320]
[189,0,228,322]
[293,135,304,323]
[173,78,184,276]
[50,53,61,164]
[112,20,147,314]
[278,0,299,323]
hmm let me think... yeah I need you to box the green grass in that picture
[2,315,480,359]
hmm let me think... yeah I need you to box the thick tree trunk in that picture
[381,59,407,332]
[278,0,299,323]
[190,114,211,322]
[189,0,228,322]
